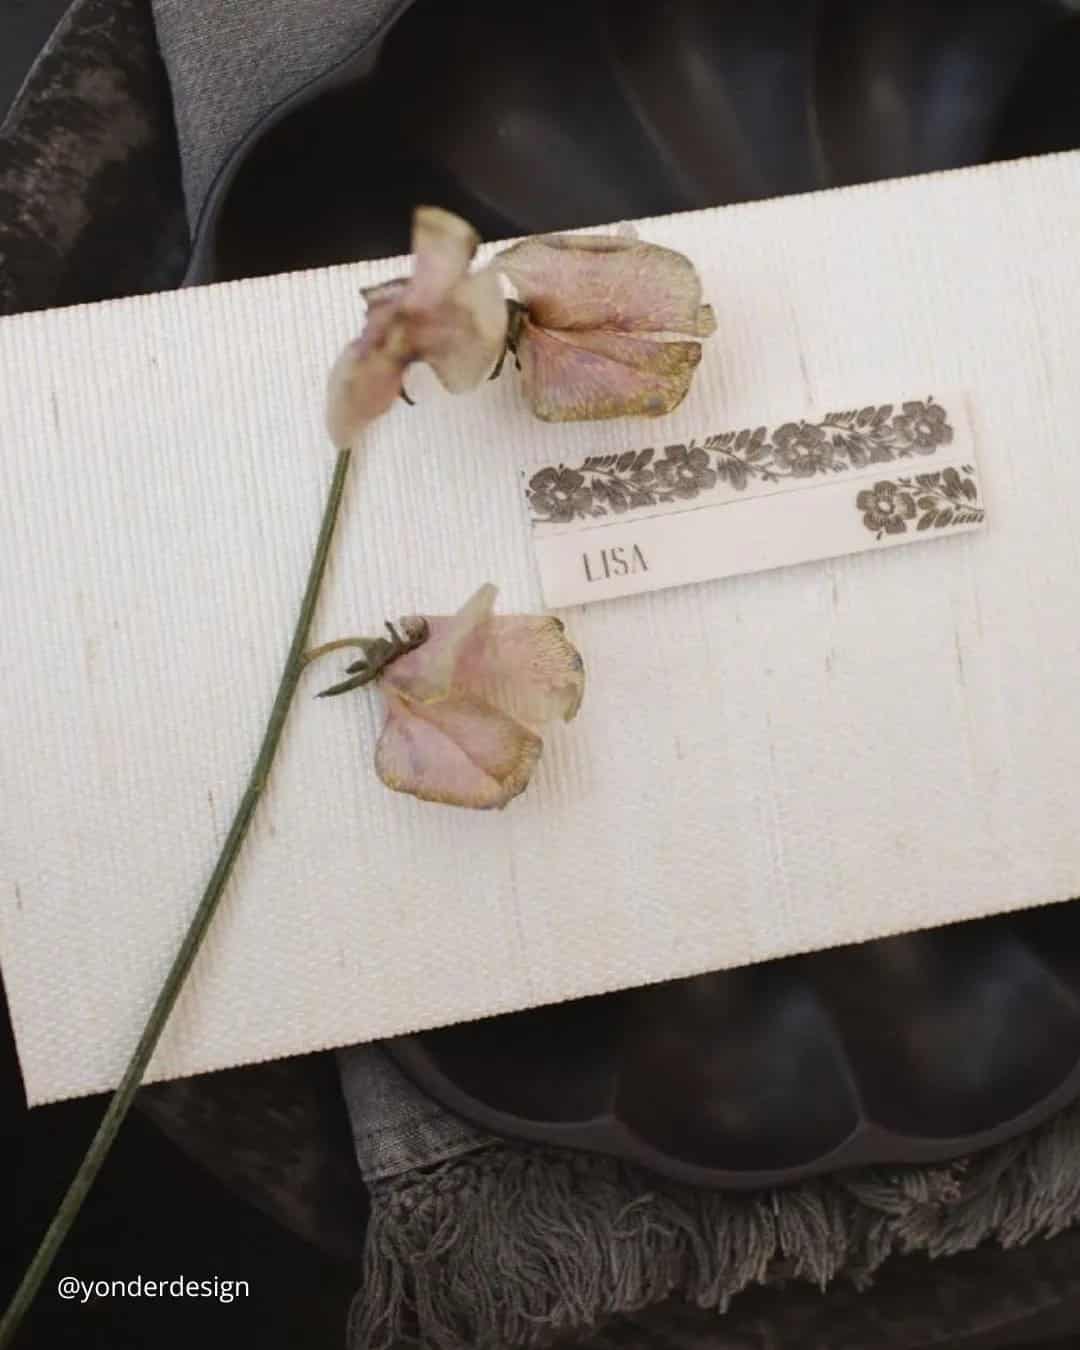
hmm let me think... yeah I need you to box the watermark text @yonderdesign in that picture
[57,1275,249,1305]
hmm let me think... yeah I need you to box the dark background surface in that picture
[3,986,356,1346]
[5,2,1080,1347]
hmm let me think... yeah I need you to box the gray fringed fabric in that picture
[340,1049,1080,1350]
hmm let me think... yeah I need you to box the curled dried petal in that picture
[454,614,585,725]
[405,207,481,312]
[325,206,507,448]
[325,316,407,451]
[514,323,704,422]
[498,234,713,335]
[373,584,585,809]
[375,690,541,810]
[496,232,714,422]
[409,265,508,395]
[386,585,585,725]
[387,584,497,703]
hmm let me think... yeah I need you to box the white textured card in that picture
[526,394,984,607]
[3,152,1080,1106]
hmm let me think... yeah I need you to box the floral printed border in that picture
[857,466,984,540]
[527,397,956,524]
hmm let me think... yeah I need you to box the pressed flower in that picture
[496,233,715,422]
[326,206,507,448]
[318,585,584,810]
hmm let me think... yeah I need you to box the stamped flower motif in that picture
[857,480,917,536]
[496,234,715,422]
[326,206,507,448]
[652,444,717,499]
[893,399,953,453]
[772,422,835,477]
[333,585,584,810]
[857,467,982,539]
[526,467,594,524]
[523,400,963,524]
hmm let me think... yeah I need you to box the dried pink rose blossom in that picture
[369,584,584,810]
[496,233,715,422]
[326,206,507,448]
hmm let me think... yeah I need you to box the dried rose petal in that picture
[374,584,585,809]
[497,233,715,422]
[326,206,507,448]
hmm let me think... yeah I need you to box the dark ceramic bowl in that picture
[390,905,1080,1186]
[190,0,1080,283]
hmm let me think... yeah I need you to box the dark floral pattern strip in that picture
[527,397,955,523]
[859,466,984,540]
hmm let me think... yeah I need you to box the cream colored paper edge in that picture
[1,152,1079,1104]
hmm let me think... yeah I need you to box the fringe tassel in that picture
[350,1100,1080,1350]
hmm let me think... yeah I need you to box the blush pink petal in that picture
[372,585,585,809]
[410,265,508,395]
[325,206,507,448]
[375,690,541,810]
[496,232,714,422]
[386,584,498,703]
[498,234,715,336]
[404,207,481,313]
[452,615,585,724]
[385,585,585,727]
[515,321,704,422]
[324,314,408,451]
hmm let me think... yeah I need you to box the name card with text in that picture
[526,396,984,608]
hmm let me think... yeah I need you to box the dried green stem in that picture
[301,636,372,667]
[0,446,353,1349]
[312,618,429,698]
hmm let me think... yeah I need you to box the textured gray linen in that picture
[151,0,401,221]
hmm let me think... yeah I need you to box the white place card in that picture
[526,395,984,608]
[2,151,1080,1105]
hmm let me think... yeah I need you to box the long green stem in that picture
[0,446,353,1348]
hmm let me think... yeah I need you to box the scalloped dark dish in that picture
[390,905,1080,1187]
